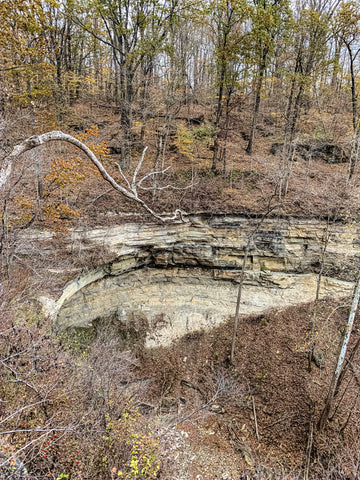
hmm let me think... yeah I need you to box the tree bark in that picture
[346,43,360,132]
[230,246,249,364]
[212,66,225,172]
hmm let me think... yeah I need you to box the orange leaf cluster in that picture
[42,204,83,232]
[12,196,35,226]
[75,125,110,160]
[44,157,86,191]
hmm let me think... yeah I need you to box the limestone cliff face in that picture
[20,215,360,347]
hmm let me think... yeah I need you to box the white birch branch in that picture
[0,131,185,222]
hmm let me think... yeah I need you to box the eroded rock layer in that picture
[34,214,360,347]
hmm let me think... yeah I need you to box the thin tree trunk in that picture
[222,88,232,174]
[120,65,134,169]
[318,272,360,432]
[308,220,330,372]
[246,48,268,155]
[331,38,340,89]
[229,199,283,363]
[212,66,225,172]
[347,44,358,132]
[230,246,249,364]
[348,120,360,180]
[334,333,360,400]
[27,81,43,203]
[304,422,314,480]
[304,402,315,480]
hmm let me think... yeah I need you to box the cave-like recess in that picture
[53,215,358,347]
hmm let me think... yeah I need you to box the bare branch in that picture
[136,166,171,188]
[138,182,194,192]
[132,146,148,191]
[0,131,186,222]
[0,398,51,427]
[115,163,132,191]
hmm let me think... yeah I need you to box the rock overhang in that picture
[43,215,360,347]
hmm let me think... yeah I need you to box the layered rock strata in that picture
[19,215,360,347]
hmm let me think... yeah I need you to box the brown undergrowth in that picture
[1,275,360,479]
[137,299,360,479]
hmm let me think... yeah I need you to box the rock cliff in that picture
[19,214,360,347]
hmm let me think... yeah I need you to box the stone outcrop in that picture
[17,214,360,347]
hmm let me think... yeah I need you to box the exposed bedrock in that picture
[21,214,360,347]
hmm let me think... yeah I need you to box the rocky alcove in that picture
[32,214,359,347]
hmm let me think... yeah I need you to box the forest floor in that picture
[133,299,360,479]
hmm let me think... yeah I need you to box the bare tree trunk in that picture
[246,48,268,155]
[318,272,360,433]
[308,220,330,372]
[347,44,359,132]
[222,88,233,173]
[304,402,315,480]
[27,82,43,205]
[139,61,152,147]
[230,246,249,364]
[331,37,341,90]
[347,119,360,181]
[230,198,283,363]
[212,67,225,172]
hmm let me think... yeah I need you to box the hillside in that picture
[2,0,360,477]
[2,100,360,480]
